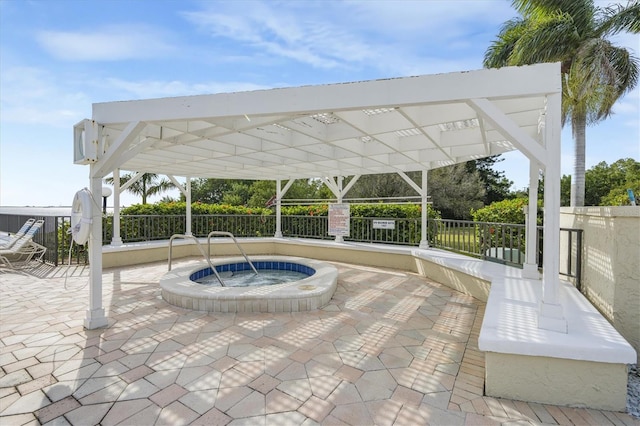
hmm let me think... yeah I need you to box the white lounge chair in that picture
[0,218,35,249]
[0,220,47,269]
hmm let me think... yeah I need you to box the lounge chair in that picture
[0,220,47,269]
[0,218,35,249]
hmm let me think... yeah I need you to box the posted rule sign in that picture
[373,220,395,230]
[328,203,350,236]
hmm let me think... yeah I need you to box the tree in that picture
[104,173,175,205]
[189,179,253,204]
[560,158,640,205]
[484,0,639,206]
[246,179,332,208]
[191,178,332,207]
[465,156,513,204]
[428,164,486,219]
[560,175,571,206]
[346,165,486,220]
[346,173,420,200]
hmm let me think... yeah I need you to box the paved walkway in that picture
[1,259,637,425]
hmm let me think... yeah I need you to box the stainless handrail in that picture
[207,231,258,275]
[168,234,225,286]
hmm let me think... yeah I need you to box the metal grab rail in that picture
[207,231,258,275]
[168,234,225,286]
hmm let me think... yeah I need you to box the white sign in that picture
[373,220,395,230]
[328,203,350,236]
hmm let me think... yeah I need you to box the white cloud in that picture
[36,24,174,61]
[341,0,514,41]
[0,66,90,127]
[0,63,275,128]
[182,2,376,70]
[181,0,514,75]
[104,78,272,100]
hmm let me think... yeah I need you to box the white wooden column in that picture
[185,177,192,236]
[273,179,295,238]
[110,168,123,246]
[538,92,566,333]
[420,170,429,249]
[396,171,429,249]
[335,176,344,243]
[85,173,108,329]
[522,161,540,278]
[275,179,283,238]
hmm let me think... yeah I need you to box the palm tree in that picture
[484,0,639,206]
[104,173,176,205]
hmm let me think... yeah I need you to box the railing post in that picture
[576,230,583,291]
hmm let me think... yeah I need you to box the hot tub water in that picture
[160,256,338,313]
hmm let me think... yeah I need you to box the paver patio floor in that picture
[1,258,637,425]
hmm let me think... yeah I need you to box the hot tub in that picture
[160,256,338,313]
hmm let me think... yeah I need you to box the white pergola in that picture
[74,63,566,332]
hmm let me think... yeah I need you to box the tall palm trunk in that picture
[142,177,148,205]
[571,114,587,207]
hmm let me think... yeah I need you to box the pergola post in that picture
[538,92,566,333]
[335,176,344,243]
[275,179,283,238]
[110,168,123,246]
[522,161,540,278]
[274,179,295,238]
[185,177,192,236]
[420,170,429,249]
[85,172,108,329]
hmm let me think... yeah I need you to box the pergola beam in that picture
[93,64,561,124]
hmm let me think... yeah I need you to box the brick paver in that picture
[1,259,637,425]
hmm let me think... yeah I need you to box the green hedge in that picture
[114,202,441,244]
[122,202,271,216]
[471,198,542,225]
[122,202,440,220]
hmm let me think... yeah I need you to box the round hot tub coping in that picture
[160,255,338,313]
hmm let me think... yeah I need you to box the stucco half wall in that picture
[102,238,490,301]
[560,206,640,365]
[485,352,628,411]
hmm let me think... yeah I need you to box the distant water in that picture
[0,206,73,216]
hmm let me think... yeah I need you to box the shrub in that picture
[121,202,272,216]
[116,201,441,244]
[471,198,541,261]
[471,198,541,225]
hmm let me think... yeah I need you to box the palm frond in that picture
[512,0,596,31]
[577,38,639,97]
[510,12,581,64]
[483,18,527,68]
[609,45,640,95]
[597,1,640,36]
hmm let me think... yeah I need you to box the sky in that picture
[1,0,638,208]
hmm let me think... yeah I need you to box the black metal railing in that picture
[431,219,527,266]
[0,212,583,288]
[431,219,583,288]
[0,214,87,266]
[559,227,583,290]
